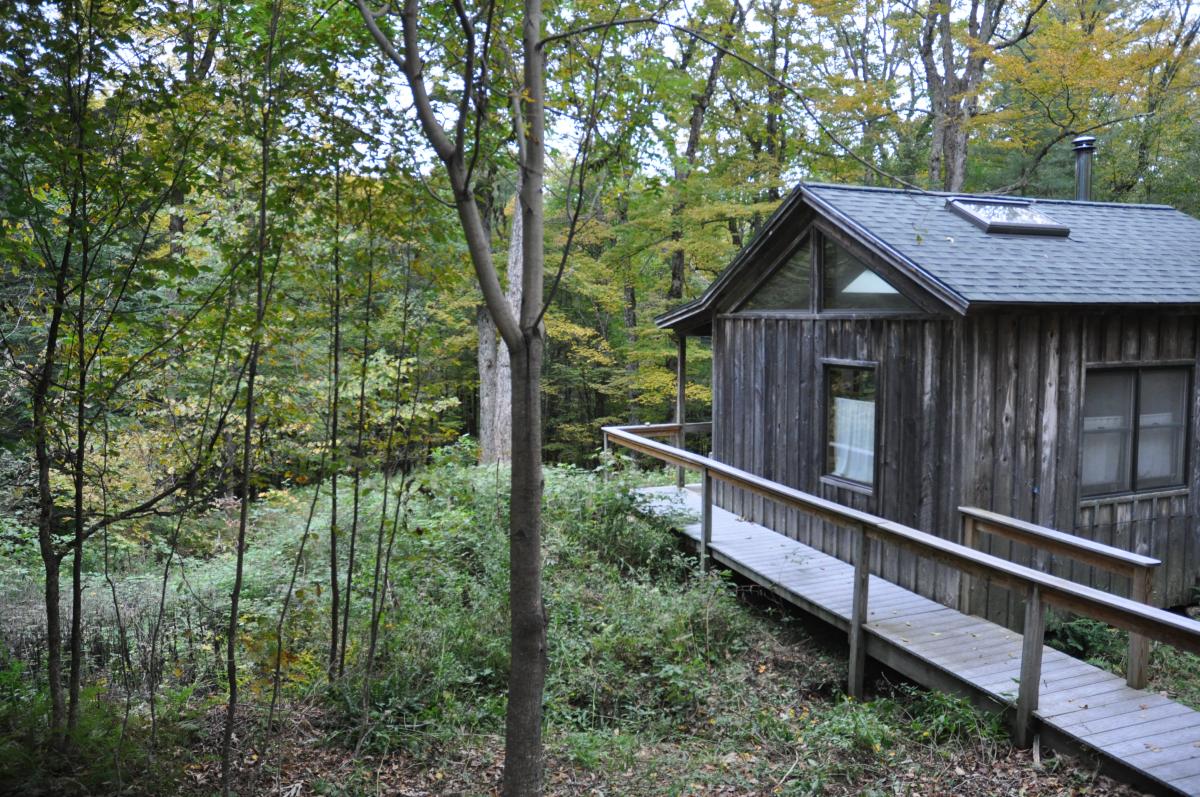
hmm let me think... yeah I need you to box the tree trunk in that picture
[339,263,373,676]
[503,337,546,796]
[34,203,74,746]
[327,165,342,679]
[623,282,638,423]
[221,3,279,787]
[501,2,548,790]
[667,5,742,303]
[927,92,971,192]
[478,176,522,464]
[477,305,502,458]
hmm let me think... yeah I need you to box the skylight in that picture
[946,197,1070,237]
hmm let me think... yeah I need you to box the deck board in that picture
[638,485,1200,796]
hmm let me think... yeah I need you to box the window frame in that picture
[818,232,920,314]
[732,232,815,313]
[1080,364,1193,499]
[821,358,879,495]
[730,227,938,319]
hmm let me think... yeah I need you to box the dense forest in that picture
[2,0,1199,794]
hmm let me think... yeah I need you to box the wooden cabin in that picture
[657,179,1200,626]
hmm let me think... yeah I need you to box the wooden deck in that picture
[640,485,1200,796]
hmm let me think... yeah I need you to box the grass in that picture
[0,447,1150,794]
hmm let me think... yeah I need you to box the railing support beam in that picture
[848,524,870,699]
[1128,568,1152,689]
[700,467,712,573]
[959,514,976,615]
[675,334,687,490]
[1016,585,1045,748]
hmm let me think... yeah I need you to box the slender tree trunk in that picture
[365,252,413,696]
[502,2,547,791]
[338,262,373,676]
[221,2,280,790]
[354,0,548,789]
[623,282,638,423]
[327,164,343,679]
[67,229,88,733]
[35,208,74,746]
[504,336,545,796]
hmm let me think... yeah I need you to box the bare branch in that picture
[538,15,926,191]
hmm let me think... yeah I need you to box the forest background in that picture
[2,0,1199,794]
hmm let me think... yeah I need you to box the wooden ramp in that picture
[639,485,1200,796]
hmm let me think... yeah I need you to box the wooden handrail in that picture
[958,506,1159,690]
[603,423,1200,743]
[604,421,713,439]
[959,506,1160,577]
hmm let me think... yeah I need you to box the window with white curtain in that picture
[1081,367,1190,497]
[826,366,877,486]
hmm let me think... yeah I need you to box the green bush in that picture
[1045,615,1126,670]
[807,696,896,757]
[897,685,1006,745]
[349,460,755,752]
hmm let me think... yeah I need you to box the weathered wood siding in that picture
[710,308,1200,630]
[711,314,961,605]
[959,310,1200,625]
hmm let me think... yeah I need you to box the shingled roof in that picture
[658,182,1200,330]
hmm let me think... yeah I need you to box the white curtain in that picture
[831,397,875,483]
[1137,414,1176,481]
[1081,422,1125,491]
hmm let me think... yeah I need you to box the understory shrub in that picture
[352,458,756,750]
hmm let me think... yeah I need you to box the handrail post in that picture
[1127,568,1152,689]
[848,523,870,700]
[1016,585,1045,748]
[675,334,687,490]
[959,514,977,614]
[700,466,712,573]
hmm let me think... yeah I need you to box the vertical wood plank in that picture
[990,314,1019,629]
[1010,316,1041,629]
[753,319,766,523]
[971,315,996,617]
[918,321,938,600]
[1054,314,1083,583]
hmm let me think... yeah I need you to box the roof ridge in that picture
[801,181,1176,211]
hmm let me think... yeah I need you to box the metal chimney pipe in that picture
[1073,135,1097,201]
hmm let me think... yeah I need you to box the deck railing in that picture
[602,422,1192,747]
[959,506,1161,689]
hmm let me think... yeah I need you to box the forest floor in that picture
[0,453,1175,796]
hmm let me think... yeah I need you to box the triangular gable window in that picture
[822,238,917,311]
[739,235,812,311]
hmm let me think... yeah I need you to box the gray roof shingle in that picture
[804,183,1200,305]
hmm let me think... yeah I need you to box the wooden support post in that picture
[959,514,976,615]
[700,467,712,573]
[848,524,870,700]
[1127,568,1152,689]
[675,334,687,490]
[1016,585,1045,748]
